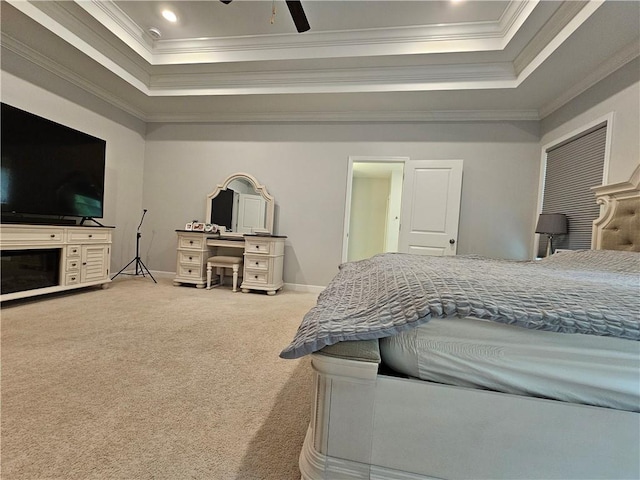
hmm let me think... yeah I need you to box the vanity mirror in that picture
[206,173,274,236]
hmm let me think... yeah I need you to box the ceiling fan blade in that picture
[219,0,310,33]
[285,0,310,33]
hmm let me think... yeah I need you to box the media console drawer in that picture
[0,227,65,246]
[68,231,111,243]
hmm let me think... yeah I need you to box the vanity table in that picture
[173,173,286,295]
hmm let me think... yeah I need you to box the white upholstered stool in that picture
[206,256,243,292]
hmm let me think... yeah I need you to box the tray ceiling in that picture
[1,0,638,122]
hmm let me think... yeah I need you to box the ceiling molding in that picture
[0,33,147,121]
[148,63,516,96]
[149,24,505,65]
[1,31,539,124]
[76,0,154,63]
[513,0,587,75]
[538,39,640,119]
[6,0,150,93]
[515,0,603,86]
[496,0,540,46]
[3,0,634,125]
[145,109,541,124]
[79,0,538,66]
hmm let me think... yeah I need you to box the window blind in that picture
[539,124,606,256]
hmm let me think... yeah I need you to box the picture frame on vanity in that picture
[185,222,193,231]
[192,222,205,232]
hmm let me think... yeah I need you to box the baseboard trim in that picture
[144,271,325,293]
[283,283,325,294]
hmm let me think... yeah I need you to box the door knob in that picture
[449,239,456,244]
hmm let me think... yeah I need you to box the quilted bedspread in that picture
[280,250,640,359]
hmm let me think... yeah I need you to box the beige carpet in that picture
[1,277,318,479]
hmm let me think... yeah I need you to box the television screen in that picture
[1,103,106,221]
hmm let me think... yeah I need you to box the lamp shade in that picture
[535,213,568,235]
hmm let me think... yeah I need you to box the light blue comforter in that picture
[280,250,640,359]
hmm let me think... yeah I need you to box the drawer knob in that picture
[189,240,194,244]
[71,276,76,281]
[255,261,259,265]
[88,234,93,238]
[188,269,192,273]
[254,275,258,279]
[50,234,56,238]
[189,256,193,260]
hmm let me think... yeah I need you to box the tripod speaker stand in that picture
[112,209,156,283]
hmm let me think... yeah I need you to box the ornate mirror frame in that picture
[206,173,275,236]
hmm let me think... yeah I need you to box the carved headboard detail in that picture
[591,165,640,252]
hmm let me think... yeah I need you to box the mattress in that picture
[380,316,640,412]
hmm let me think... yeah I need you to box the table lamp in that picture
[536,213,568,257]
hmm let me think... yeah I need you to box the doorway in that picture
[343,157,464,262]
[343,157,406,262]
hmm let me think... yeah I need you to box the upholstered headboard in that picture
[592,165,640,252]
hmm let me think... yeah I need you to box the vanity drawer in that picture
[244,255,269,271]
[178,251,203,265]
[67,245,81,257]
[245,239,272,255]
[68,230,111,243]
[244,270,268,285]
[178,264,202,279]
[179,235,205,249]
[66,272,80,285]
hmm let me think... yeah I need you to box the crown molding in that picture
[0,33,147,121]
[144,109,541,124]
[515,0,603,85]
[76,0,154,63]
[148,63,516,96]
[77,0,538,66]
[538,39,640,119]
[1,17,519,97]
[6,0,150,92]
[513,0,588,75]
[2,31,540,124]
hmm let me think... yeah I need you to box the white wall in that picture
[541,59,640,184]
[0,71,147,273]
[142,122,541,287]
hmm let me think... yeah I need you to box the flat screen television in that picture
[1,103,106,223]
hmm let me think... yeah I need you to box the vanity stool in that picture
[206,256,243,292]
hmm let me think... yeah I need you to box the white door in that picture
[236,193,266,234]
[399,160,463,256]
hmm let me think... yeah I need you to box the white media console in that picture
[0,223,113,302]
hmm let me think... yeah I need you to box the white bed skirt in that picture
[300,352,640,480]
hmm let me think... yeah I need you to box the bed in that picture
[282,165,640,480]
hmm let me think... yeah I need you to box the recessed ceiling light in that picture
[162,9,177,23]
